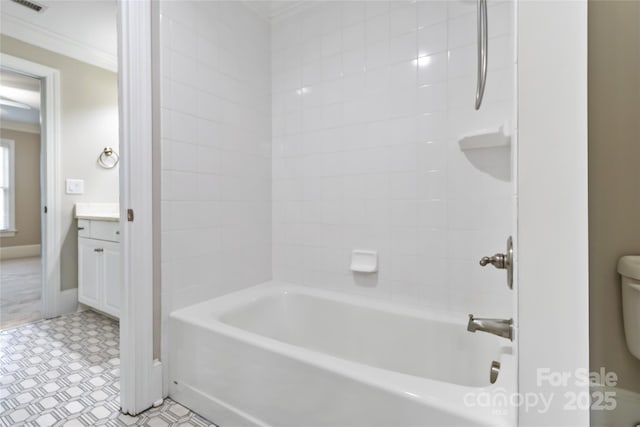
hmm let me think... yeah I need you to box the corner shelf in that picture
[458,124,511,151]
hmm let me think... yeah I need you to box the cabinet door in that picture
[101,241,121,318]
[78,238,102,309]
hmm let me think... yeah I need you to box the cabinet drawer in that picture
[77,219,91,238]
[91,220,120,242]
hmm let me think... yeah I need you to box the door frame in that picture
[0,53,61,321]
[517,0,589,425]
[117,0,163,414]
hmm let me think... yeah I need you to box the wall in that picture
[0,128,41,248]
[0,35,119,290]
[159,1,271,314]
[589,0,640,392]
[271,0,515,316]
[518,1,590,425]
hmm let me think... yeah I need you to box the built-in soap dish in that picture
[350,250,378,273]
[458,123,511,151]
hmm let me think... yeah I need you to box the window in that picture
[0,138,15,233]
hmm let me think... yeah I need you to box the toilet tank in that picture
[618,256,640,360]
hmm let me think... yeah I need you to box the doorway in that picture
[0,0,165,418]
[0,68,43,329]
[0,0,161,416]
[0,54,63,326]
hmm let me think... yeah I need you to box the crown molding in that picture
[0,13,117,72]
[0,119,41,134]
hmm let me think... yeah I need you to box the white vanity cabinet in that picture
[77,218,121,319]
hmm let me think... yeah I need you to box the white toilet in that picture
[618,255,640,360]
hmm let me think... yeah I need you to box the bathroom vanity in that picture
[75,203,121,319]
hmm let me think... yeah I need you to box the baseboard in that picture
[58,288,79,316]
[0,244,41,260]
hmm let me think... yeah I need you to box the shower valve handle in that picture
[480,253,506,269]
[479,237,514,290]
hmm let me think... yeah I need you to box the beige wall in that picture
[589,0,640,392]
[0,128,41,248]
[0,35,119,291]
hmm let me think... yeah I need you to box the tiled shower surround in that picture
[272,1,516,316]
[160,0,516,330]
[160,0,272,314]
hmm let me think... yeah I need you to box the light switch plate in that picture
[66,179,84,194]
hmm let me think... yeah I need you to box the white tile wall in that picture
[159,0,515,320]
[272,0,516,317]
[159,1,272,314]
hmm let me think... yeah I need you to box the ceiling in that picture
[0,0,117,71]
[0,69,41,125]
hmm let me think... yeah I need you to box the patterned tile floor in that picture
[0,310,214,426]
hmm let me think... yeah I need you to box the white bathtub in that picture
[169,281,515,427]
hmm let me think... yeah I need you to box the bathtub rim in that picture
[172,280,506,336]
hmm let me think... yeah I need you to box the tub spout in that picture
[467,314,513,341]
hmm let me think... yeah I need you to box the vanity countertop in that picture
[75,203,119,221]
